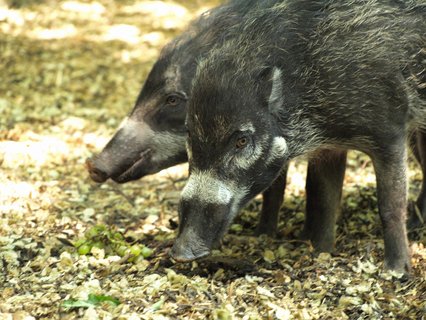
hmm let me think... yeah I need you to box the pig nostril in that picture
[94,167,106,176]
[86,158,109,183]
[85,158,95,170]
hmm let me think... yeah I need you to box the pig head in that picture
[170,68,290,261]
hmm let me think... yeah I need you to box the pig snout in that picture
[86,157,111,183]
[169,229,211,262]
[171,194,237,262]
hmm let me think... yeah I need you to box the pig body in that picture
[173,0,426,273]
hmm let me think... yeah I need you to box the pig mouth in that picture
[112,149,152,183]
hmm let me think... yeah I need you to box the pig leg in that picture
[301,149,347,252]
[408,130,426,228]
[255,165,288,237]
[372,144,411,273]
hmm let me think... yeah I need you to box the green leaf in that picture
[147,297,165,312]
[88,294,120,306]
[61,294,120,310]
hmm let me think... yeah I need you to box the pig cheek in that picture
[266,136,288,165]
[149,132,187,165]
[261,136,289,183]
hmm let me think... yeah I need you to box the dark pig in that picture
[86,0,287,236]
[172,0,426,273]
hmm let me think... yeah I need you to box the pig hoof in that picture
[384,258,411,276]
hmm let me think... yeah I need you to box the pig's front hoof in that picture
[384,257,411,276]
[169,245,210,263]
[86,158,109,183]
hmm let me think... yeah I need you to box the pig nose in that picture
[169,234,210,262]
[86,158,110,183]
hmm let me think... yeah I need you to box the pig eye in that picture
[236,136,248,149]
[165,94,183,106]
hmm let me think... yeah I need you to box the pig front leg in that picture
[372,143,411,273]
[302,149,347,252]
[408,130,426,229]
[255,165,288,237]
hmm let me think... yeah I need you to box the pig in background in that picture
[172,0,426,274]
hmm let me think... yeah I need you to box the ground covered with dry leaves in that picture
[0,0,425,319]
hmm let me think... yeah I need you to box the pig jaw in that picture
[86,143,153,184]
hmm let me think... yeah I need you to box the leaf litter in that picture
[0,0,425,319]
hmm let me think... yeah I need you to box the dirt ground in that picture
[0,0,425,319]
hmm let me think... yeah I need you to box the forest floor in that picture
[0,0,425,319]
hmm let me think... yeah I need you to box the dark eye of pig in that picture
[165,95,180,106]
[236,136,248,149]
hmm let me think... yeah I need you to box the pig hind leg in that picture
[408,130,426,229]
[302,149,347,252]
[372,140,411,273]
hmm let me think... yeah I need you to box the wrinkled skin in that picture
[171,0,426,274]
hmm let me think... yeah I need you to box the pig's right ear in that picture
[267,67,284,115]
[259,67,284,116]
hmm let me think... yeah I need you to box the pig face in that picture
[87,58,190,183]
[170,68,289,261]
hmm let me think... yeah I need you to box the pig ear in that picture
[268,67,284,115]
